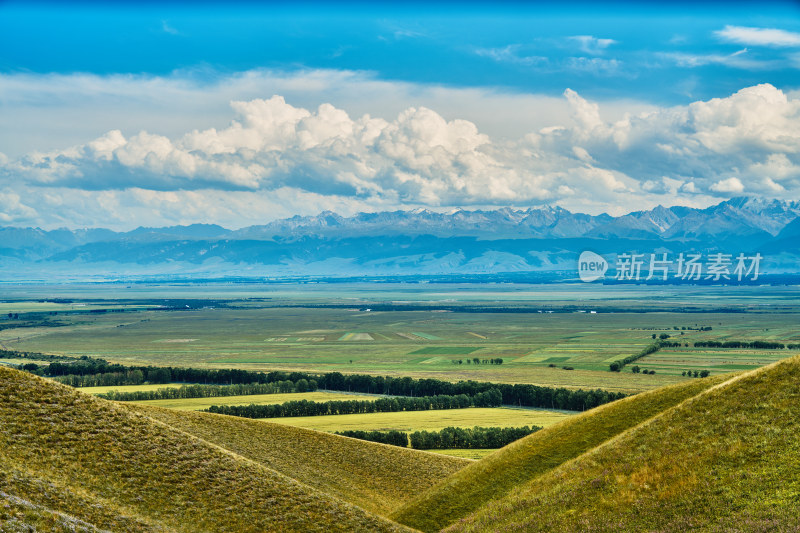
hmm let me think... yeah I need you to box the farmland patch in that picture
[411,347,481,355]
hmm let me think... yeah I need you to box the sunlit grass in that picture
[269,407,573,433]
[392,374,731,532]
[129,390,376,410]
[446,356,800,532]
[427,449,492,460]
[0,367,411,532]
[134,405,470,516]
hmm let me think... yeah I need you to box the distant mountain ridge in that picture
[1,197,799,279]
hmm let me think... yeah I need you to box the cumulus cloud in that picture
[2,82,799,229]
[715,25,800,47]
[710,177,745,194]
[540,83,800,196]
[5,96,559,206]
[4,69,623,160]
[0,189,38,224]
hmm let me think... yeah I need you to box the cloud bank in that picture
[2,81,799,229]
[715,25,800,48]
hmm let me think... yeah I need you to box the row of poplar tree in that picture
[204,389,503,419]
[336,425,541,449]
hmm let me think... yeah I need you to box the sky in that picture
[1,1,800,230]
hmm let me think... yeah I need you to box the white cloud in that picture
[2,79,800,229]
[715,25,800,47]
[0,189,38,224]
[1,69,609,159]
[161,20,181,36]
[569,35,617,55]
[474,45,548,67]
[474,44,623,76]
[563,89,604,131]
[564,57,622,75]
[664,48,778,70]
[746,154,800,189]
[763,177,786,192]
[710,177,745,193]
[6,96,556,206]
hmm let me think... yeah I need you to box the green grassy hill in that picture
[0,366,411,532]
[447,355,800,532]
[392,374,732,532]
[131,404,470,516]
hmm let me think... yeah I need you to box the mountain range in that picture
[1,197,799,280]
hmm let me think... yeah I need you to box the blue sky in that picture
[1,1,800,229]
[4,2,799,101]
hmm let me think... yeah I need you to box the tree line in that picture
[609,342,661,372]
[95,380,318,401]
[336,425,541,450]
[694,340,795,350]
[335,429,409,447]
[14,352,625,411]
[204,389,503,419]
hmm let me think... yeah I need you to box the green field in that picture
[129,391,378,411]
[79,383,187,395]
[2,283,799,394]
[5,334,799,532]
[428,449,494,460]
[2,282,800,531]
[410,347,481,355]
[268,407,573,433]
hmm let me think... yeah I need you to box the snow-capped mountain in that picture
[1,197,798,279]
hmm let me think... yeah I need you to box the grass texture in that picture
[392,374,731,532]
[446,355,800,532]
[0,366,411,533]
[132,404,470,516]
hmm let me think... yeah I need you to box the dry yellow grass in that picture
[132,404,471,516]
[0,366,412,532]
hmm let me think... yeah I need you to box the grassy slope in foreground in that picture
[132,404,470,516]
[392,374,730,532]
[449,355,800,532]
[0,367,410,533]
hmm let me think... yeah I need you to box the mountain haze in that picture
[1,197,798,279]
